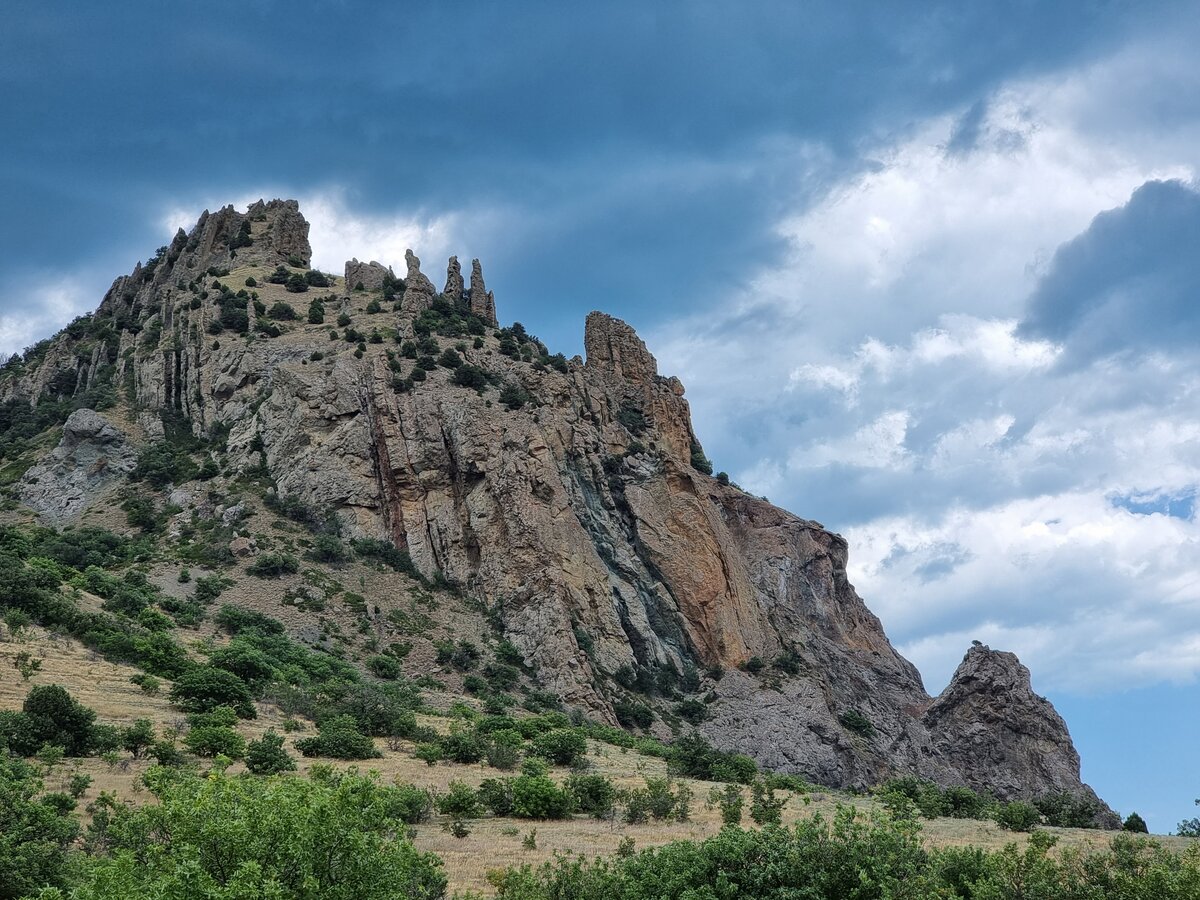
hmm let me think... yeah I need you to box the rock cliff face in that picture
[0,199,1110,814]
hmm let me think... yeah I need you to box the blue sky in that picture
[3,0,1199,831]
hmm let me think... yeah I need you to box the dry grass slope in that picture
[3,624,1192,897]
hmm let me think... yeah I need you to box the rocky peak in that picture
[401,249,437,314]
[468,258,497,326]
[923,644,1116,823]
[247,198,311,267]
[443,256,464,305]
[584,311,658,384]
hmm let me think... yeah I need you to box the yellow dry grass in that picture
[2,625,1192,897]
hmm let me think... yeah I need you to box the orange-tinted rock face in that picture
[2,200,1112,815]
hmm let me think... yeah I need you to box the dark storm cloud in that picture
[0,0,1180,352]
[1020,179,1200,363]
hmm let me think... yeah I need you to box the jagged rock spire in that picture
[444,256,464,305]
[469,258,497,326]
[401,250,437,314]
[583,311,658,384]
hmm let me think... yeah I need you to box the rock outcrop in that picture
[924,644,1116,823]
[345,259,392,293]
[0,199,1111,816]
[18,409,137,522]
[443,256,464,305]
[469,258,497,326]
[401,250,437,314]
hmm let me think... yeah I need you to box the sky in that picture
[2,0,1199,831]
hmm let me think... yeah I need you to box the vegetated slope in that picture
[0,198,1112,819]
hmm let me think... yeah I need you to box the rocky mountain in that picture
[0,199,1113,820]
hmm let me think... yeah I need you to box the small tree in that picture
[749,779,785,825]
[121,720,155,759]
[22,685,96,757]
[719,783,744,825]
[308,297,326,324]
[268,301,297,320]
[1123,812,1149,833]
[285,273,309,293]
[12,651,41,682]
[530,729,587,767]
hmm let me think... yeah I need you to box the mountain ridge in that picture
[0,198,1115,824]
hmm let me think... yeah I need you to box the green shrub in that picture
[486,734,522,771]
[169,666,255,718]
[268,301,297,320]
[367,655,402,680]
[306,534,350,564]
[567,773,616,818]
[132,442,198,488]
[741,656,765,674]
[995,800,1042,832]
[838,708,875,738]
[718,783,744,825]
[614,699,654,729]
[1033,790,1103,829]
[308,297,326,324]
[57,768,447,900]
[479,777,515,815]
[387,782,435,824]
[451,363,489,390]
[285,272,309,293]
[437,781,483,819]
[676,698,708,724]
[294,715,381,760]
[245,730,296,775]
[439,726,485,764]
[530,728,587,767]
[511,770,572,820]
[247,552,300,578]
[183,724,246,759]
[749,779,785,825]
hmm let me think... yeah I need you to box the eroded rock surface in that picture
[345,259,392,293]
[18,409,137,522]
